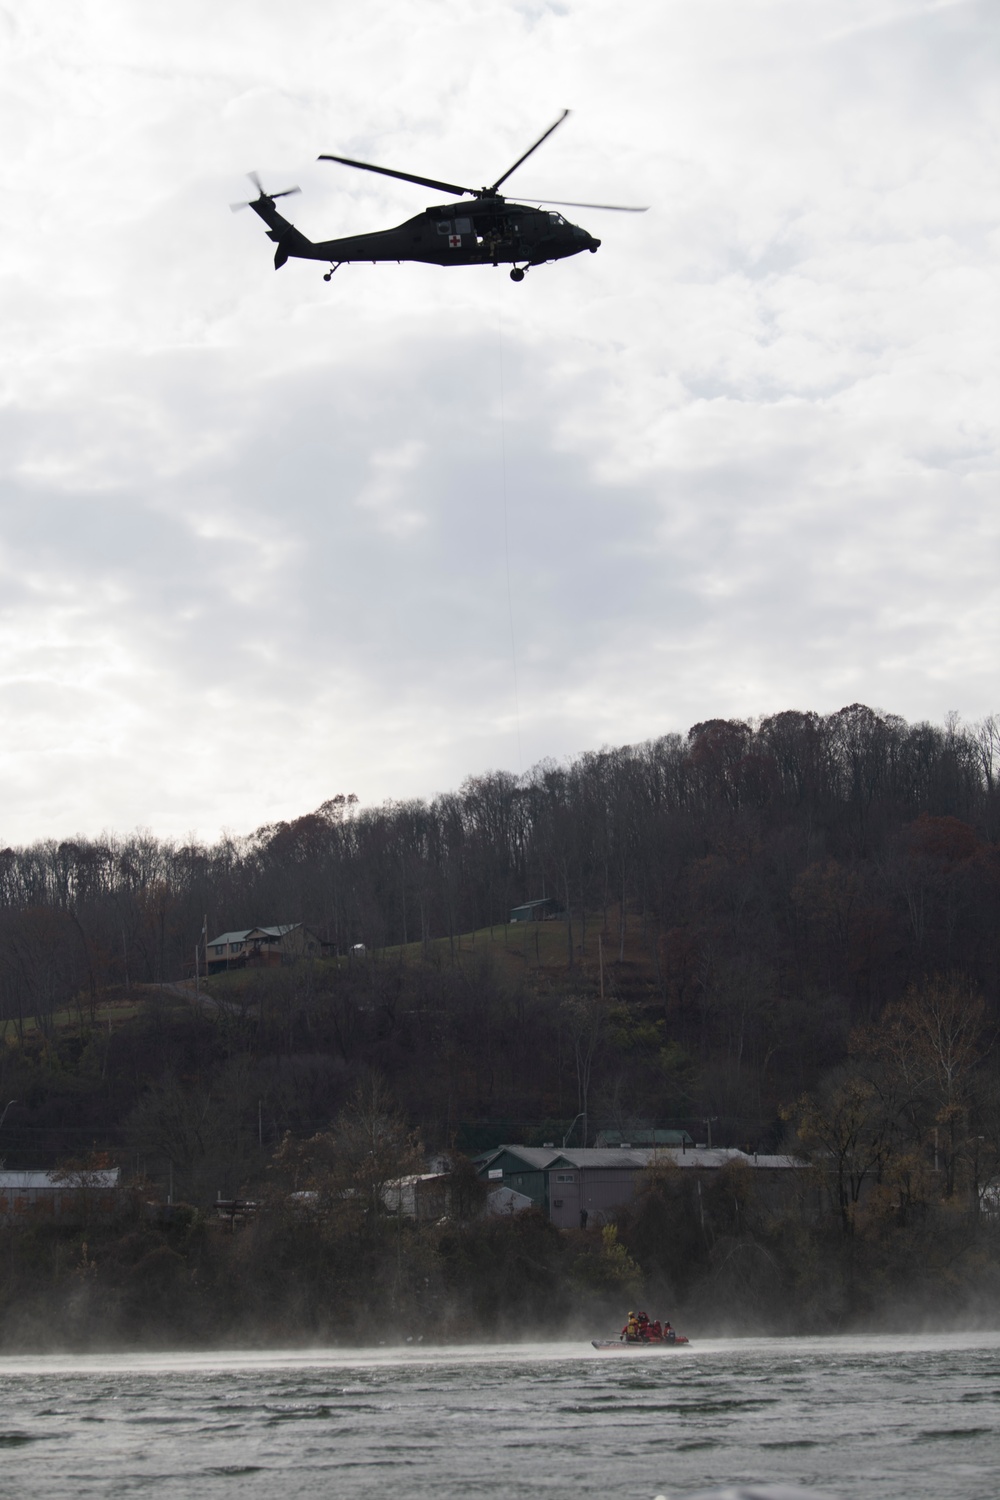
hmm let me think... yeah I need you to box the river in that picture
[0,1332,997,1499]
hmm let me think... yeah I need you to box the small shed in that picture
[509,898,562,923]
[383,1173,451,1221]
[486,1186,534,1216]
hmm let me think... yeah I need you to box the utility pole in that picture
[0,1099,18,1161]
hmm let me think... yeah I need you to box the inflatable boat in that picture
[591,1336,690,1350]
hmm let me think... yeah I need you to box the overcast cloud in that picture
[1,0,997,843]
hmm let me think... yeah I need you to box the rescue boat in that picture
[591,1336,690,1350]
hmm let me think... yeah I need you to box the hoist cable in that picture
[497,297,523,775]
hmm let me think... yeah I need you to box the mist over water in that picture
[0,1333,998,1499]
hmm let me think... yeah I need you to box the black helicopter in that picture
[232,110,646,282]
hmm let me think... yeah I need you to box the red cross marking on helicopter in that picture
[448,234,461,247]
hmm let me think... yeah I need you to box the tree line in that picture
[2,703,998,988]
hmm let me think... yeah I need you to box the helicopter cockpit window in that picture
[454,217,472,235]
[548,212,566,225]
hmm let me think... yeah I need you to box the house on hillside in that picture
[475,1145,810,1229]
[0,1169,121,1223]
[205,924,330,974]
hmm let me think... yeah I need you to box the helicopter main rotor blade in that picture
[490,109,570,192]
[318,153,474,198]
[526,197,649,212]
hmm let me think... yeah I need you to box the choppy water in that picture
[0,1333,998,1499]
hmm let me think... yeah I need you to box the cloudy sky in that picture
[1,0,997,844]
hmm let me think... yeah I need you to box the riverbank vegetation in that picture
[2,1120,998,1350]
[1,703,999,1343]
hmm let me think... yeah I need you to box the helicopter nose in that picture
[589,237,601,252]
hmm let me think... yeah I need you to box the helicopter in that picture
[232,110,646,282]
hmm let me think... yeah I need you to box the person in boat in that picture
[664,1321,676,1343]
[648,1319,662,1341]
[621,1312,641,1342]
[637,1311,650,1339]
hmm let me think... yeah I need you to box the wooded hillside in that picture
[0,703,997,1183]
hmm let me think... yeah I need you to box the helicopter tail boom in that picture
[248,196,314,269]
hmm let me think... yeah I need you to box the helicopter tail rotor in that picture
[230,172,302,212]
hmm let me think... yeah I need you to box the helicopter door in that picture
[437,217,471,249]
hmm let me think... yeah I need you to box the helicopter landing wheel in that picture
[510,267,526,283]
